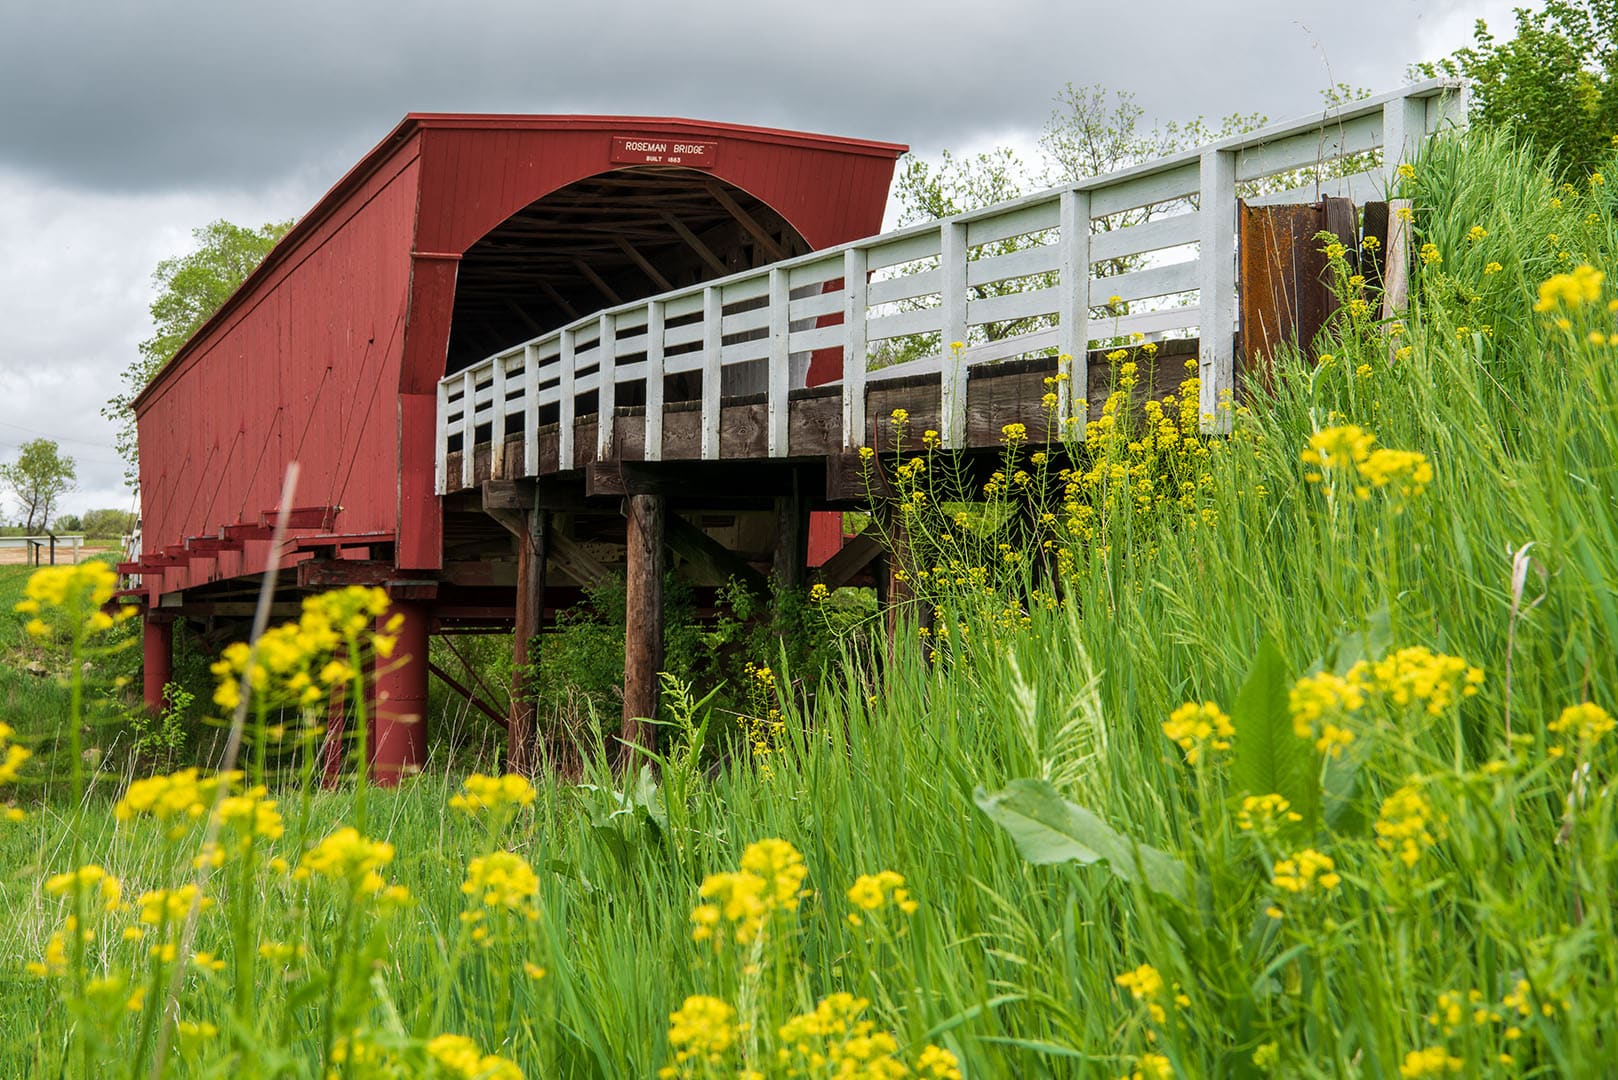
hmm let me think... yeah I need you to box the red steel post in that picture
[142,616,173,713]
[370,600,430,785]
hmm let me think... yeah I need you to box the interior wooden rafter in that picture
[446,167,811,372]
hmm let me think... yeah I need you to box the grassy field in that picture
[3,130,1618,1077]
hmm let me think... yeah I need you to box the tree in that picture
[1,439,76,533]
[1419,0,1618,177]
[102,218,293,488]
[80,508,138,539]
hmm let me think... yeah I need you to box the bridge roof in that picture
[133,114,905,413]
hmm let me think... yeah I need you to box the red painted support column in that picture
[370,601,430,786]
[142,616,173,713]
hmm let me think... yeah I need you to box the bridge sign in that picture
[610,136,718,168]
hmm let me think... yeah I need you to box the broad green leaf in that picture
[1230,636,1320,828]
[974,779,1189,904]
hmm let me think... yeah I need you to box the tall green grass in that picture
[4,129,1617,1077]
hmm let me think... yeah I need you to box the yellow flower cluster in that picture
[1533,264,1604,313]
[775,992,942,1080]
[462,851,540,915]
[294,826,394,895]
[138,884,212,926]
[1302,425,1431,503]
[218,785,284,845]
[1357,448,1433,500]
[1120,1053,1174,1080]
[0,723,31,786]
[1398,1046,1463,1077]
[846,870,918,925]
[45,863,122,912]
[1547,701,1615,752]
[426,1033,523,1080]
[1374,783,1442,867]
[1160,701,1234,766]
[1271,849,1341,895]
[1115,963,1189,1024]
[448,773,537,815]
[690,838,806,949]
[1347,648,1483,717]
[1060,354,1211,542]
[1288,671,1363,757]
[210,586,396,711]
[14,562,133,638]
[660,995,737,1078]
[1419,243,1442,266]
[1290,648,1481,756]
[1236,793,1302,835]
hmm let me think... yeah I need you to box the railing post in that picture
[559,327,576,471]
[645,300,665,462]
[939,221,968,448]
[1198,148,1237,433]
[459,368,475,489]
[1057,189,1091,440]
[490,353,508,475]
[1427,82,1467,136]
[767,267,789,457]
[523,343,540,475]
[597,312,617,461]
[1382,92,1429,186]
[842,246,868,450]
[702,286,722,460]
[434,378,449,494]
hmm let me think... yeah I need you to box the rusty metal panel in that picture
[1238,197,1359,391]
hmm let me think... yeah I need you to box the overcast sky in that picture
[0,0,1521,521]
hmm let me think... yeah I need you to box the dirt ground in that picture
[0,544,111,566]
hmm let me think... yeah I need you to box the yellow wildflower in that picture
[846,869,918,925]
[294,826,394,895]
[1161,701,1234,765]
[1375,782,1442,867]
[1534,265,1605,313]
[448,773,537,815]
[426,1033,523,1080]
[1548,701,1615,749]
[660,995,737,1077]
[1398,1047,1463,1077]
[1271,849,1341,895]
[462,851,540,915]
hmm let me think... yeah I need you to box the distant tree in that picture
[1419,0,1618,177]
[102,218,293,489]
[80,508,138,539]
[0,439,76,533]
[54,513,82,533]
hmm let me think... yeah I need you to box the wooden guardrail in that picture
[436,80,1464,493]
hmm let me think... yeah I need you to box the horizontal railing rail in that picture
[436,79,1464,493]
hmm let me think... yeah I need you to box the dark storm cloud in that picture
[3,0,1476,194]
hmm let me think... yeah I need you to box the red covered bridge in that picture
[129,114,905,774]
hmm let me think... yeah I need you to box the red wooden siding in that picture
[134,116,904,597]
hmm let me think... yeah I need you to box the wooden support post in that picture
[142,615,173,713]
[773,489,809,591]
[509,505,548,773]
[371,600,430,786]
[621,493,665,770]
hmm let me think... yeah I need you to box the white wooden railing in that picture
[436,79,1463,493]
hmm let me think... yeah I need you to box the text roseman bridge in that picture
[125,82,1463,779]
